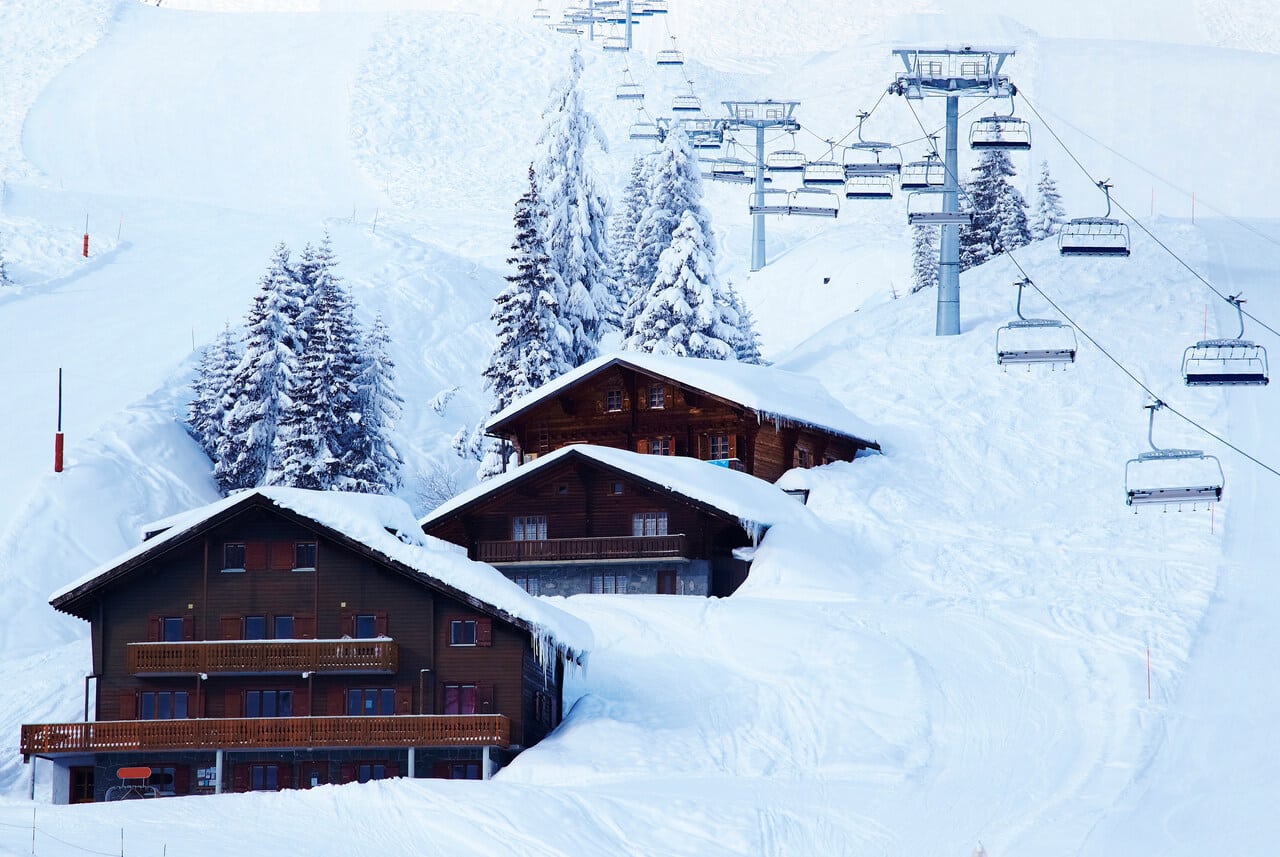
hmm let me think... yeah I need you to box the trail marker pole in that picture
[54,368,64,473]
[82,215,89,258]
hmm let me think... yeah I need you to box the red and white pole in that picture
[82,215,89,258]
[54,368,64,473]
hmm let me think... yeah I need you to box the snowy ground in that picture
[2,1,1279,854]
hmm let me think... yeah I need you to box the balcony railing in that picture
[127,640,398,676]
[21,715,509,758]
[476,534,688,564]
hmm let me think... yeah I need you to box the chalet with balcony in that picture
[485,353,881,482]
[421,446,814,597]
[20,488,589,804]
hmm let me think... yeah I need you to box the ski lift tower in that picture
[722,100,801,271]
[890,46,1017,335]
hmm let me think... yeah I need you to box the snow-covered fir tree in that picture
[345,314,404,493]
[215,242,306,492]
[959,150,1030,270]
[534,48,615,366]
[1029,160,1068,240]
[725,280,764,364]
[624,129,708,335]
[611,154,652,331]
[272,235,364,490]
[911,224,939,293]
[187,322,240,460]
[626,210,738,359]
[0,233,10,287]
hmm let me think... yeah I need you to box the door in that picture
[657,570,677,595]
[69,766,95,804]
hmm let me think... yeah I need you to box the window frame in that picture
[353,614,378,639]
[604,389,623,412]
[293,541,317,571]
[138,690,189,720]
[242,615,267,640]
[347,687,396,716]
[222,542,246,572]
[273,614,295,640]
[590,573,622,594]
[648,436,672,456]
[647,385,665,409]
[450,619,478,646]
[632,511,669,537]
[443,683,478,715]
[511,514,547,541]
[707,434,731,460]
[515,574,541,596]
[245,689,293,718]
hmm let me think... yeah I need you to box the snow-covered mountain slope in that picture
[2,0,1279,854]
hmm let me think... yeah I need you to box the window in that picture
[648,385,665,409]
[511,515,547,541]
[590,573,624,594]
[243,615,267,640]
[632,512,668,537]
[795,446,812,468]
[139,691,188,720]
[294,542,317,570]
[515,574,541,596]
[274,615,294,639]
[648,436,672,456]
[450,620,477,646]
[357,764,389,784]
[223,543,246,571]
[448,762,482,780]
[195,767,218,789]
[245,690,292,717]
[148,767,178,796]
[443,684,477,715]
[347,688,396,716]
[354,614,378,638]
[605,389,622,412]
[250,765,279,791]
[707,434,731,460]
[555,483,568,496]
[161,617,185,642]
[610,481,623,495]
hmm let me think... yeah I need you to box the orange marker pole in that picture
[54,368,64,473]
[82,214,89,257]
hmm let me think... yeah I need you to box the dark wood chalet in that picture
[485,353,881,483]
[20,489,586,804]
[421,445,811,597]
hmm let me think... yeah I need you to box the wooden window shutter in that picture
[476,683,494,714]
[385,761,400,779]
[636,438,649,454]
[182,614,194,641]
[219,615,241,641]
[339,611,354,638]
[276,764,292,790]
[147,614,160,643]
[232,766,248,793]
[327,686,346,716]
[292,689,310,717]
[117,691,136,720]
[432,762,451,779]
[475,618,493,647]
[294,614,316,640]
[375,612,388,637]
[224,689,242,718]
[339,763,356,784]
[395,685,413,715]
[269,541,293,571]
[729,434,738,459]
[244,541,267,571]
[173,766,190,795]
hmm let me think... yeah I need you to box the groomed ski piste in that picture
[1,1,1278,854]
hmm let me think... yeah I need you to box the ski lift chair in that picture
[709,157,755,184]
[969,115,1032,150]
[1124,401,1224,509]
[843,173,894,200]
[766,149,806,172]
[656,37,684,66]
[616,81,644,100]
[995,278,1078,367]
[748,187,792,215]
[628,115,660,140]
[787,188,840,218]
[603,36,628,51]
[906,190,973,226]
[1059,180,1131,256]
[533,5,551,21]
[1182,295,1269,386]
[672,93,702,113]
[842,111,902,183]
[901,152,946,189]
[802,160,844,187]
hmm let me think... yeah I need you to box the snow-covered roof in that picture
[485,353,880,446]
[421,445,815,541]
[50,488,591,657]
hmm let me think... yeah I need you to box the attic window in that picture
[611,481,624,496]
[294,542,317,570]
[605,389,623,412]
[555,483,569,496]
[223,543,246,572]
[648,385,665,409]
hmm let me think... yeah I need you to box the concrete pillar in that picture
[214,749,224,795]
[482,746,492,781]
[407,747,416,779]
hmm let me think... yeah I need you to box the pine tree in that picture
[535,48,615,366]
[1030,160,1068,240]
[612,155,653,331]
[911,224,939,293]
[626,210,737,359]
[725,280,764,363]
[188,322,240,460]
[345,314,405,494]
[959,150,1028,269]
[216,243,306,492]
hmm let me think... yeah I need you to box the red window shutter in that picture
[292,689,310,717]
[276,764,292,790]
[394,686,412,715]
[173,766,190,795]
[431,762,451,779]
[219,615,241,641]
[117,692,136,720]
[232,766,248,793]
[475,618,492,647]
[244,541,267,572]
[295,614,316,640]
[147,614,160,643]
[374,613,388,637]
[636,438,649,454]
[339,763,356,784]
[385,762,400,779]
[339,612,353,638]
[182,614,194,641]
[729,434,738,459]
[224,689,242,718]
[476,683,494,714]
[327,687,346,716]
[269,541,293,571]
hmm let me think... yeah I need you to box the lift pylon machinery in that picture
[722,100,801,270]
[1182,294,1269,386]
[995,278,1078,367]
[1124,401,1224,509]
[1059,180,1131,257]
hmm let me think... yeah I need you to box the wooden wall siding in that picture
[432,603,530,747]
[21,715,511,758]
[126,640,398,676]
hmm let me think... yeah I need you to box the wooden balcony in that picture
[476,534,688,564]
[127,640,398,676]
[21,715,510,758]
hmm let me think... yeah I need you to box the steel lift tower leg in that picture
[751,125,767,271]
[937,96,961,336]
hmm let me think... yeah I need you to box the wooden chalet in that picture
[485,353,881,482]
[421,445,814,597]
[20,489,588,804]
